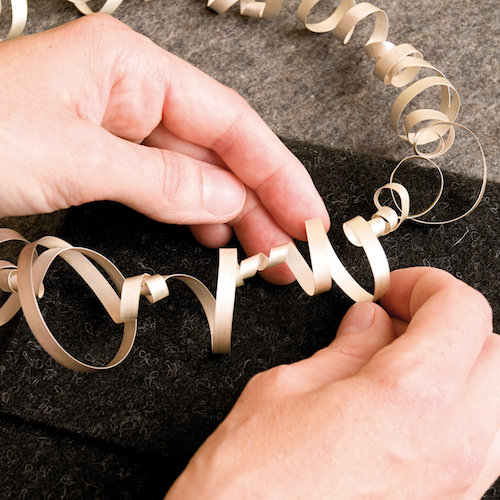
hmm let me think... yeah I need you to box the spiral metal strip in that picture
[0,2,488,370]
[208,0,460,155]
[0,183,409,371]
[0,0,27,41]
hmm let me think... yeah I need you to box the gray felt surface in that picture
[1,0,498,181]
[2,141,500,498]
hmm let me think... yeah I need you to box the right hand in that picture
[166,267,500,500]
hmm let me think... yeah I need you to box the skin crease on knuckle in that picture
[208,101,252,162]
[409,270,493,331]
[60,15,162,139]
[157,149,201,220]
[102,51,167,141]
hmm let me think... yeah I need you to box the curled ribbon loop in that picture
[0,182,410,370]
[66,0,124,16]
[0,0,27,41]
[15,236,138,372]
[295,0,461,153]
[8,235,244,371]
[388,123,487,225]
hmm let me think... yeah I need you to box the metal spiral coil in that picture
[0,182,409,372]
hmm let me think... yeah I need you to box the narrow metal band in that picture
[0,184,410,370]
[0,0,27,41]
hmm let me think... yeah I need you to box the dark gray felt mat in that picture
[1,140,500,498]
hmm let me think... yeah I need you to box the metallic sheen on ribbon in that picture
[208,0,460,155]
[0,183,410,371]
[0,0,27,41]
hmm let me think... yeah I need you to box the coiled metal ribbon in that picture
[0,0,488,370]
[0,183,410,371]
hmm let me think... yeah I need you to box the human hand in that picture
[0,14,329,283]
[165,267,500,499]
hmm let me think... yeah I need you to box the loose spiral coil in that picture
[208,0,460,160]
[0,183,409,372]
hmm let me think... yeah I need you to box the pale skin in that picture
[0,13,329,284]
[166,267,500,499]
[1,14,499,499]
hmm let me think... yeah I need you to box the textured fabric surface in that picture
[1,140,500,498]
[1,0,498,181]
[1,1,499,496]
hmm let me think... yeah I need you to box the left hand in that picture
[0,14,329,284]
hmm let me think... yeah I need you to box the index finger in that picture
[375,267,493,379]
[159,52,330,241]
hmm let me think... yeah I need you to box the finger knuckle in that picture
[448,439,486,489]
[71,12,126,38]
[210,101,250,156]
[459,284,493,328]
[421,437,487,496]
[377,364,458,419]
[79,12,126,29]
[246,364,298,397]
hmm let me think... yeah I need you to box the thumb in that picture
[291,302,396,392]
[72,129,247,225]
[120,147,246,224]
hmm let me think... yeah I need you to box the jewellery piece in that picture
[0,1,489,370]
[0,183,409,371]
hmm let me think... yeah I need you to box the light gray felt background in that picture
[1,0,497,182]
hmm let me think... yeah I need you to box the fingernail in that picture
[202,168,246,216]
[339,302,375,334]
